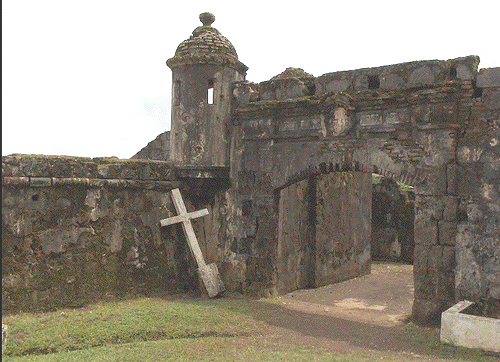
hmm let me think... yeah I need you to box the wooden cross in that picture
[160,188,225,298]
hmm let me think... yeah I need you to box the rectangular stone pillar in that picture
[412,194,458,325]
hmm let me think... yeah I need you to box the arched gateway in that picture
[165,14,500,325]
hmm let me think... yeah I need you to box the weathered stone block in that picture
[354,75,368,90]
[414,166,447,195]
[2,274,24,290]
[442,196,458,221]
[413,244,430,270]
[446,163,460,195]
[96,159,175,181]
[259,81,277,101]
[456,166,483,199]
[383,108,410,125]
[219,253,246,293]
[275,78,311,100]
[254,172,272,192]
[245,256,274,288]
[232,82,257,104]
[414,195,444,221]
[455,244,482,299]
[438,220,458,246]
[428,245,443,270]
[408,66,435,85]
[477,67,500,88]
[456,64,473,80]
[412,298,449,326]
[414,269,437,299]
[482,88,500,110]
[325,79,350,92]
[358,112,383,127]
[441,246,456,271]
[379,73,404,89]
[436,271,455,302]
[457,144,486,164]
[38,226,96,254]
[132,131,170,161]
[414,219,438,245]
[237,171,255,196]
[2,155,98,178]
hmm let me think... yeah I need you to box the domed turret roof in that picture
[167,13,247,72]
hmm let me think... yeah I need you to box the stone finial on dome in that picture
[199,12,215,27]
[166,12,248,73]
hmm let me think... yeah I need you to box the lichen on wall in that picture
[1,155,228,313]
[315,172,372,287]
[275,172,371,294]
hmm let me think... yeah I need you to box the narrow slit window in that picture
[208,79,215,105]
[173,80,181,106]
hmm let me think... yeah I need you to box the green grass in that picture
[1,297,377,362]
[2,337,376,362]
[2,297,262,358]
[3,296,498,361]
[398,323,499,362]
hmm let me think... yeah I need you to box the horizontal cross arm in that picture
[159,208,209,227]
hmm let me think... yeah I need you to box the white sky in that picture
[3,0,499,159]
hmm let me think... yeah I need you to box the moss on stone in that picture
[271,67,314,80]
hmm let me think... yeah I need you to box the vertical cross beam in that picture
[160,188,224,297]
[160,188,209,267]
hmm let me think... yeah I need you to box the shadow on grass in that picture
[211,296,500,361]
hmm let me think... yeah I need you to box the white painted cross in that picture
[160,188,225,298]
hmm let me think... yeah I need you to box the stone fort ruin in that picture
[3,13,499,325]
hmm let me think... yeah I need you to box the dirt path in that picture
[252,262,480,361]
[280,262,414,328]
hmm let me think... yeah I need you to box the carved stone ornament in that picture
[320,94,353,137]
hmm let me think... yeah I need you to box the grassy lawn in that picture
[2,297,263,357]
[2,296,498,361]
[2,337,375,362]
[1,297,371,362]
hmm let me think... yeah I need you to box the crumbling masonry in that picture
[3,13,499,325]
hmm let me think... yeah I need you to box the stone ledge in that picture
[2,176,182,190]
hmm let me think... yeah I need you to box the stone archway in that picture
[270,158,457,325]
[230,67,499,323]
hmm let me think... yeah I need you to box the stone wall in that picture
[454,67,500,318]
[5,57,499,325]
[277,172,371,294]
[2,155,231,313]
[371,177,415,263]
[233,56,479,104]
[277,178,314,293]
[132,131,170,161]
[315,172,372,286]
[230,59,499,324]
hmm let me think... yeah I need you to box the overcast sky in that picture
[3,0,499,159]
